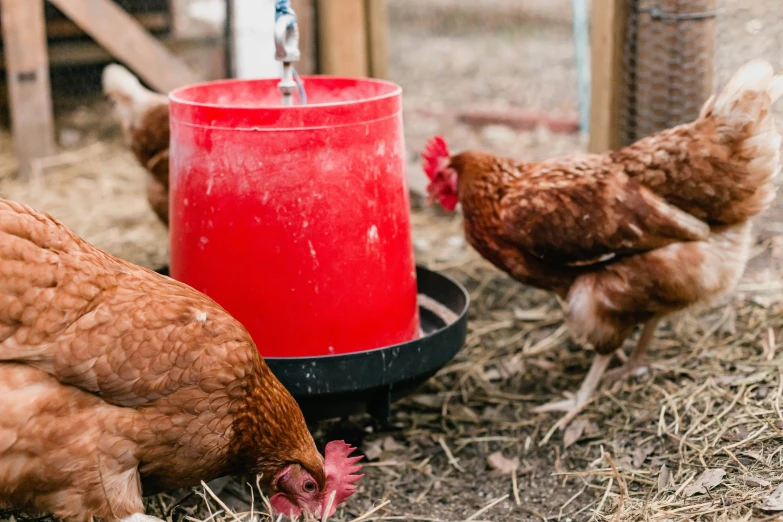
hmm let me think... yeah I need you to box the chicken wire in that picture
[0,1,778,152]
[620,0,783,146]
[0,0,230,114]
[386,0,578,117]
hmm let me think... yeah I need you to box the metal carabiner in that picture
[275,14,300,106]
[274,14,301,63]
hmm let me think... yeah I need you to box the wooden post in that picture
[588,0,627,153]
[1,0,55,180]
[365,0,388,79]
[168,0,190,39]
[292,0,315,75]
[629,0,716,144]
[48,0,201,92]
[316,0,368,77]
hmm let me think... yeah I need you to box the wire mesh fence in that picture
[48,0,169,99]
[0,0,228,113]
[620,0,783,146]
[0,1,779,160]
[386,0,577,117]
[386,0,583,186]
[0,3,783,522]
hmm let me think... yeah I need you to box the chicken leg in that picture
[533,318,661,429]
[531,352,613,429]
[604,318,659,382]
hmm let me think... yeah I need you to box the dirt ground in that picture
[3,1,783,521]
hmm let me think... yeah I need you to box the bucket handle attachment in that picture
[274,0,307,106]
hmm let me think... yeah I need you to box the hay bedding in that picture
[0,126,782,522]
[2,0,783,517]
[0,109,168,271]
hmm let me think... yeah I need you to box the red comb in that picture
[322,440,364,516]
[422,136,450,181]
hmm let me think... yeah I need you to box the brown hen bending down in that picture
[0,199,362,522]
[423,59,783,429]
[103,64,170,226]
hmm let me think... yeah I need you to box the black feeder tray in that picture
[154,265,469,424]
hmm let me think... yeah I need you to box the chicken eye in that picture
[303,480,316,493]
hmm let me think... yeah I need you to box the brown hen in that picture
[423,59,783,429]
[103,64,170,226]
[0,199,362,521]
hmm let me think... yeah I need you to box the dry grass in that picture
[350,207,783,522]
[5,138,780,520]
[0,126,168,270]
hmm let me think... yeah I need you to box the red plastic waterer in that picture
[168,76,419,357]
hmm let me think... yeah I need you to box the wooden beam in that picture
[44,12,169,38]
[1,0,55,180]
[47,0,201,92]
[317,0,368,77]
[588,0,627,153]
[32,36,223,69]
[291,0,315,74]
[365,0,388,79]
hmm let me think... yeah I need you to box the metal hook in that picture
[275,14,302,106]
[274,14,300,63]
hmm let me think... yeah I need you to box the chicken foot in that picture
[206,476,230,496]
[115,479,227,522]
[531,353,613,429]
[533,318,660,429]
[119,514,165,522]
[604,318,659,382]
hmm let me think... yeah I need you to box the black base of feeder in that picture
[152,265,469,424]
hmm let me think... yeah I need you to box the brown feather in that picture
[0,199,322,521]
[447,61,781,354]
[103,64,170,227]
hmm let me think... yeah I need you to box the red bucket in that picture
[168,77,419,357]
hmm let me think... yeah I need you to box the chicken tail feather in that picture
[103,64,145,100]
[702,59,783,120]
[700,59,782,212]
[701,59,782,166]
[102,64,168,132]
